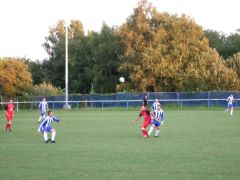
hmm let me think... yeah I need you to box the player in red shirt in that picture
[4,99,15,132]
[133,105,151,138]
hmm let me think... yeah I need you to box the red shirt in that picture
[5,103,14,115]
[140,109,151,122]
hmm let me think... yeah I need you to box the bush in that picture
[30,82,63,96]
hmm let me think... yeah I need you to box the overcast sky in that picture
[0,0,239,60]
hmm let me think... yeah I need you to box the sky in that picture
[0,0,239,60]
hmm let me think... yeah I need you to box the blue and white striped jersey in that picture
[38,116,60,130]
[152,109,164,121]
[152,102,160,111]
[39,101,48,112]
[227,95,234,105]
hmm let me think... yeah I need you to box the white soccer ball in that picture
[119,77,125,83]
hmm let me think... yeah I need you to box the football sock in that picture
[155,130,160,136]
[142,129,148,137]
[51,131,56,141]
[230,109,233,115]
[148,126,154,136]
[38,116,42,122]
[44,132,48,141]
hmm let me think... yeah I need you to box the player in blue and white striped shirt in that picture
[148,105,164,137]
[38,98,48,122]
[225,94,234,116]
[37,110,61,143]
[152,98,160,111]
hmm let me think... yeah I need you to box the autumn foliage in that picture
[116,0,240,91]
[0,58,32,96]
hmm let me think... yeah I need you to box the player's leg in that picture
[5,120,10,131]
[50,128,56,143]
[230,106,233,116]
[160,111,164,125]
[148,123,155,136]
[38,112,45,122]
[43,131,50,143]
[8,120,12,131]
[38,113,42,122]
[43,127,52,143]
[154,126,160,137]
[141,120,151,138]
[225,105,229,112]
[5,117,12,131]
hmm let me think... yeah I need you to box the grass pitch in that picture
[1,109,240,180]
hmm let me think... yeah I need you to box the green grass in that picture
[1,109,240,180]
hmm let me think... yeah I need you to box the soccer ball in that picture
[119,77,125,83]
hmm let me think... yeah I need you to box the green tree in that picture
[223,32,240,58]
[43,20,85,92]
[69,24,121,94]
[204,30,225,54]
[88,23,121,93]
[26,60,45,85]
[43,19,121,94]
[204,29,240,58]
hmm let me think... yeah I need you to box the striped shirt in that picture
[152,109,164,121]
[38,116,60,131]
[39,101,48,112]
[152,110,160,121]
[152,102,160,111]
[227,95,234,105]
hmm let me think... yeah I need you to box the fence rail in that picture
[1,98,237,111]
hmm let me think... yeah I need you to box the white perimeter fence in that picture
[1,99,237,112]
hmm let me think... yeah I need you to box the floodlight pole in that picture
[63,21,71,109]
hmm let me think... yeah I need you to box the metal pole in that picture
[65,23,68,106]
[63,21,71,109]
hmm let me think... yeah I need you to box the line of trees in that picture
[1,0,240,96]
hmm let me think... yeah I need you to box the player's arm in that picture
[52,116,61,122]
[38,103,41,111]
[4,105,9,116]
[38,118,46,132]
[150,110,156,119]
[133,113,142,124]
[161,111,164,120]
[12,106,15,118]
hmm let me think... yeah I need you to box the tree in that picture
[204,29,240,58]
[225,52,240,77]
[43,19,122,94]
[116,0,154,91]
[117,0,239,91]
[223,33,240,58]
[68,23,122,94]
[43,20,85,91]
[88,23,121,93]
[31,82,63,96]
[0,58,33,96]
[26,60,45,85]
[204,30,225,54]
